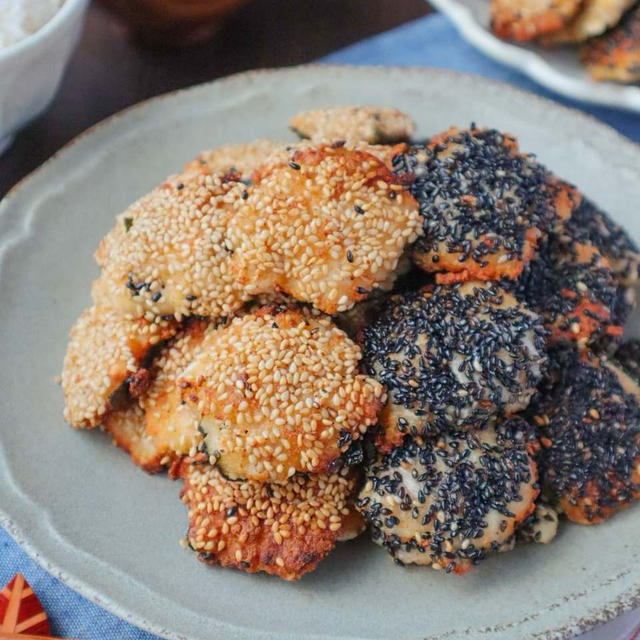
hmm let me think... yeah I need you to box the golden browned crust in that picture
[61,306,177,429]
[178,306,384,483]
[182,140,286,181]
[403,127,579,284]
[92,169,250,320]
[228,144,422,314]
[100,320,215,472]
[290,106,415,144]
[103,402,166,473]
[582,5,640,82]
[542,0,636,44]
[491,0,581,40]
[180,460,358,580]
[510,237,621,346]
[535,348,640,525]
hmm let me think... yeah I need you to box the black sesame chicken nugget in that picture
[356,420,539,575]
[532,345,640,524]
[180,460,359,580]
[613,339,640,381]
[516,502,559,544]
[582,5,640,83]
[542,0,636,45]
[490,0,581,40]
[61,306,178,429]
[362,281,547,451]
[562,197,639,324]
[227,144,422,315]
[289,106,415,144]
[92,168,251,321]
[178,305,384,484]
[508,232,621,345]
[182,139,286,182]
[394,127,580,284]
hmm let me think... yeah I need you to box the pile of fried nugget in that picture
[61,105,640,580]
[490,0,640,83]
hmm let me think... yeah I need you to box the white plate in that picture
[1,66,640,640]
[430,0,640,112]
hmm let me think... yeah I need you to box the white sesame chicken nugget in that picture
[290,106,415,144]
[92,169,250,320]
[101,319,217,473]
[61,306,178,429]
[102,402,167,473]
[227,144,422,314]
[139,319,213,469]
[180,460,359,580]
[182,139,286,182]
[254,140,409,174]
[178,305,385,484]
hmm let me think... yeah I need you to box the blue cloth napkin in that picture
[2,12,639,640]
[322,13,640,143]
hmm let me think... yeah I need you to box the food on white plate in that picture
[542,0,637,44]
[581,5,640,82]
[61,104,640,580]
[103,318,214,473]
[490,0,582,41]
[489,0,640,83]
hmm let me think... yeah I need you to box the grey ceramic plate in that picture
[1,65,640,640]
[430,0,640,112]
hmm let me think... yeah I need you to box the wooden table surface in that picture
[0,0,430,196]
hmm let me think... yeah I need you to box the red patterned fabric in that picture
[0,573,51,635]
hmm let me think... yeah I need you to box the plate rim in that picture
[1,63,640,640]
[429,0,640,112]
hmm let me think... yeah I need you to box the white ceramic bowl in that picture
[0,0,89,154]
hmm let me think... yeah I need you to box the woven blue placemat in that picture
[3,12,639,640]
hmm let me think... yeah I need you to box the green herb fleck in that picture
[124,217,133,232]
